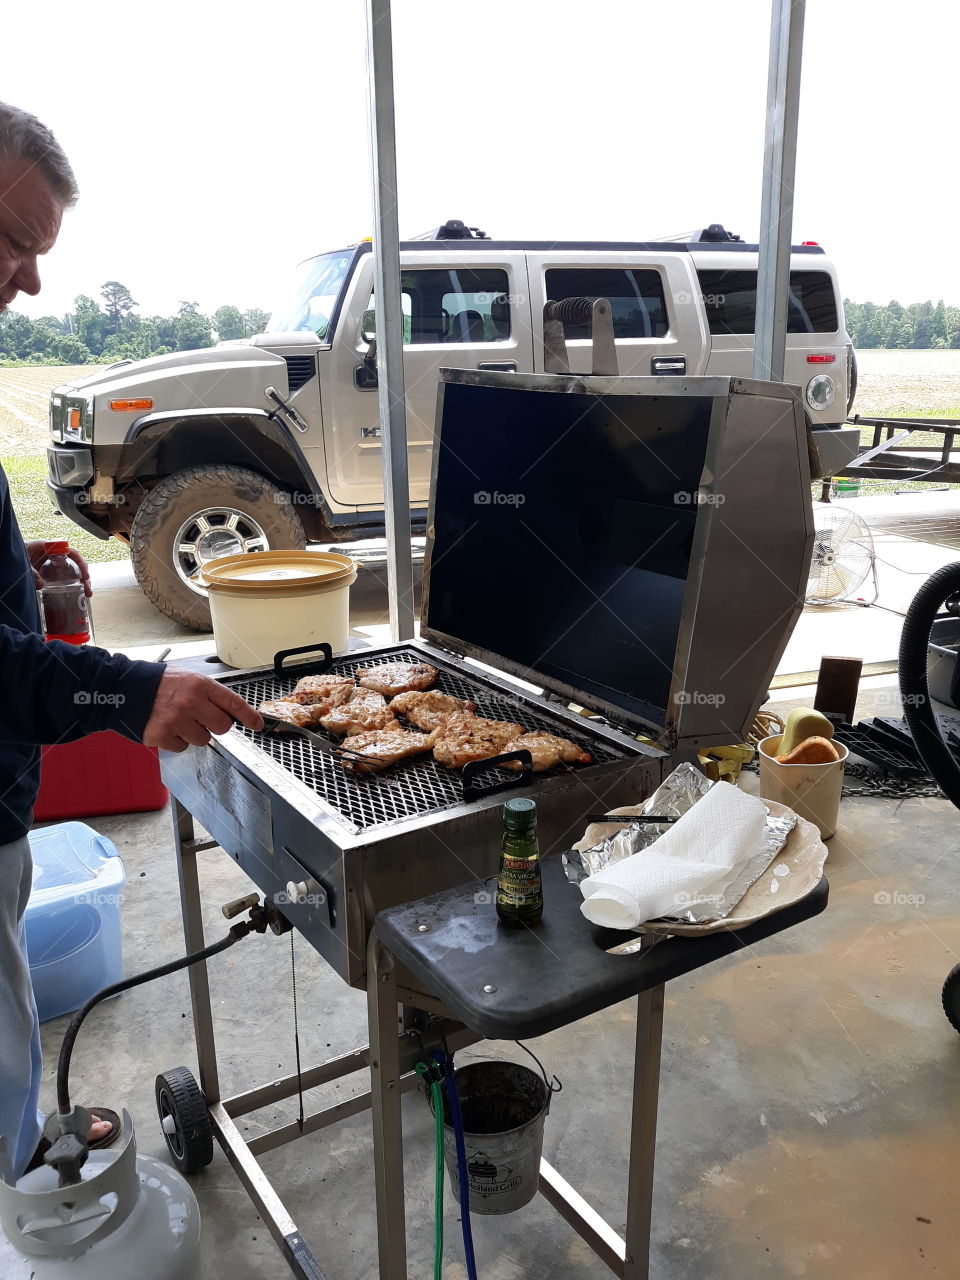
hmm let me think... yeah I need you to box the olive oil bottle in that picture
[495,798,543,927]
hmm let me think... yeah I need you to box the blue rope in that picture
[438,1053,478,1280]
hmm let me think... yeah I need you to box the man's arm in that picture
[0,626,262,748]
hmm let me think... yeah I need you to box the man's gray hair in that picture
[0,101,78,208]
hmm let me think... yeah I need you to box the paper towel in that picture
[579,782,768,929]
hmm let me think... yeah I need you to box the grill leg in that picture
[367,936,407,1279]
[623,983,665,1279]
[171,797,220,1103]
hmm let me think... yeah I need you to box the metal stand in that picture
[365,930,666,1279]
[170,800,677,1278]
[170,800,471,1279]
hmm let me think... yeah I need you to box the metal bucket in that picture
[435,1060,550,1215]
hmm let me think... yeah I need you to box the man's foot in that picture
[89,1116,113,1143]
[24,1107,121,1174]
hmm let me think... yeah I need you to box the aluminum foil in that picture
[562,763,797,924]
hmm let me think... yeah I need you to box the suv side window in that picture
[365,268,511,344]
[697,269,838,334]
[544,268,669,339]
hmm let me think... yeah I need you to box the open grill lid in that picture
[420,370,815,750]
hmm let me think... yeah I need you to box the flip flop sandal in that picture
[86,1107,121,1150]
[25,1106,121,1172]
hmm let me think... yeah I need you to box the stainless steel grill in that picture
[162,638,660,987]
[222,646,624,831]
[161,372,816,988]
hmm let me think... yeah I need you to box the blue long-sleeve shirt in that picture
[1,464,165,844]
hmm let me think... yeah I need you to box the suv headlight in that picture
[63,397,94,442]
[805,374,836,413]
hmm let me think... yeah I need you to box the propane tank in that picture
[0,1112,201,1279]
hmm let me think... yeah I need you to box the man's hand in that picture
[141,668,263,752]
[26,541,93,597]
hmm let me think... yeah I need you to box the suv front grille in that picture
[284,355,316,394]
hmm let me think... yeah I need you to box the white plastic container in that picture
[757,734,848,840]
[200,550,358,668]
[25,823,126,1022]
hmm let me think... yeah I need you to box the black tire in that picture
[130,465,306,630]
[156,1066,214,1174]
[943,964,960,1035]
[846,346,858,416]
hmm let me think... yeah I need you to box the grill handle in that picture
[273,643,334,678]
[461,750,534,801]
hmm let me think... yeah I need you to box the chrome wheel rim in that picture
[174,506,269,595]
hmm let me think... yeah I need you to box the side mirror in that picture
[360,309,377,344]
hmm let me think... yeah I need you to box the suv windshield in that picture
[267,250,353,337]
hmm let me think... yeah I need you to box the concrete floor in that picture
[33,676,960,1280]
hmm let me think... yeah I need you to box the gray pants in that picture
[0,836,43,1184]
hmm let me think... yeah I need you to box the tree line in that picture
[843,299,960,349]
[0,280,270,365]
[4,283,960,363]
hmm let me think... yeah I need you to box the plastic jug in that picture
[37,540,90,644]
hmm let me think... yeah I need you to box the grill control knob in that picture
[286,880,311,904]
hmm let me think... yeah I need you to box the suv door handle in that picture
[651,356,686,376]
[477,361,518,372]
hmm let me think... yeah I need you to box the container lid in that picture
[26,822,125,902]
[200,551,357,595]
[43,539,70,554]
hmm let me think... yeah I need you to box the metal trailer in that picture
[837,414,960,485]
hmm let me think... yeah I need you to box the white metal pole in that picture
[753,0,805,382]
[365,0,416,642]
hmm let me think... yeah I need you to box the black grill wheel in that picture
[156,1065,214,1174]
[943,965,960,1035]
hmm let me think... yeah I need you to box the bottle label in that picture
[496,857,543,908]
[40,583,88,640]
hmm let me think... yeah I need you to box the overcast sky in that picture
[6,0,958,321]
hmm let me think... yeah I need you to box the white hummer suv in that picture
[47,220,859,629]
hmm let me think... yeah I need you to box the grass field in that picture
[3,454,127,563]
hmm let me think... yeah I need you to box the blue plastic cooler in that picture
[24,822,126,1022]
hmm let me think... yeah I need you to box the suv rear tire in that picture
[130,465,307,630]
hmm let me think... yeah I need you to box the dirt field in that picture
[0,365,101,456]
[852,349,960,418]
[4,351,960,457]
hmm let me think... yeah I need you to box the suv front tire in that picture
[130,464,307,630]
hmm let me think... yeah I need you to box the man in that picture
[0,101,263,1184]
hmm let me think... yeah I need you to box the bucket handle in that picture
[515,1039,562,1097]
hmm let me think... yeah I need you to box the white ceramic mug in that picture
[757,734,848,840]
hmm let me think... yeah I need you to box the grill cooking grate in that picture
[223,648,625,830]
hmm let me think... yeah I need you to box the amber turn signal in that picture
[108,398,154,411]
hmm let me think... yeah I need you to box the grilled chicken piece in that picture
[499,731,593,773]
[356,661,438,697]
[391,689,475,732]
[259,700,325,730]
[320,688,397,736]
[429,712,525,769]
[287,674,355,711]
[340,727,435,774]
